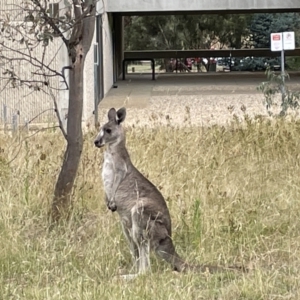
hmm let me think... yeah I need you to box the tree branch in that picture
[47,84,67,139]
[0,42,64,78]
[158,22,171,49]
[30,0,69,48]
[61,66,72,90]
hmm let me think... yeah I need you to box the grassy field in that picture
[0,115,300,299]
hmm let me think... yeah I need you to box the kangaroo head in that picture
[94,107,126,148]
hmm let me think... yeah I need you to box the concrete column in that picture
[102,13,114,94]
[114,14,124,78]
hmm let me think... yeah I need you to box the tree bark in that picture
[51,4,96,223]
[51,49,84,222]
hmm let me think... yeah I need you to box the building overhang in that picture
[107,0,300,14]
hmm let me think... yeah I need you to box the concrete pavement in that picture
[98,72,300,110]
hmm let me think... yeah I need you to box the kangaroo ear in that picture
[116,107,126,124]
[108,108,117,122]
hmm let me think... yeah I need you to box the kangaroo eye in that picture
[105,128,111,134]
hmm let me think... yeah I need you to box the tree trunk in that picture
[51,49,84,222]
[50,4,96,223]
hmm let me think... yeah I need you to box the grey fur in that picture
[94,107,186,277]
[94,108,243,278]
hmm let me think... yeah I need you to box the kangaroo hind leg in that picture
[131,204,151,275]
[120,221,139,273]
[153,228,186,272]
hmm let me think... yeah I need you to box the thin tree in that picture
[0,0,97,222]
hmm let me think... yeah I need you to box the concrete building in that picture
[1,1,300,128]
[107,0,300,14]
[0,0,60,126]
[97,0,300,103]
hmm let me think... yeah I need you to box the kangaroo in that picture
[94,107,242,279]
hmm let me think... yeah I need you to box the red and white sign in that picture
[271,33,283,51]
[271,31,295,51]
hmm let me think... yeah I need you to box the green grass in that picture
[0,116,300,299]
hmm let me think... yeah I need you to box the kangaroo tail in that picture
[155,236,247,274]
[173,255,248,274]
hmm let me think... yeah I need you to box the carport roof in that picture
[124,48,300,59]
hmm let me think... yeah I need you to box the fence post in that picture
[24,118,29,132]
[12,114,18,133]
[3,104,7,132]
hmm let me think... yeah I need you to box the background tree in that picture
[124,14,251,51]
[249,13,300,70]
[0,0,97,222]
[249,13,300,48]
[125,16,182,50]
[124,14,251,71]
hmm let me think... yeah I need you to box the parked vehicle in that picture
[231,57,282,72]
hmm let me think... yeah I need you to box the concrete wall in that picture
[80,0,114,126]
[107,0,300,12]
[97,0,114,95]
[59,0,115,128]
[83,31,97,124]
[0,0,59,126]
[0,0,113,127]
[102,13,114,96]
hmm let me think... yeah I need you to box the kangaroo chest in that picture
[102,151,115,195]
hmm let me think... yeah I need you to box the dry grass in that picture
[0,114,300,299]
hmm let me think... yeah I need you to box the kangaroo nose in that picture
[94,139,104,148]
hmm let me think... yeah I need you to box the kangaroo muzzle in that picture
[94,139,105,148]
[94,129,106,148]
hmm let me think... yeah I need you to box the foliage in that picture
[231,57,282,72]
[124,14,251,51]
[257,68,300,116]
[249,13,300,48]
[1,117,300,298]
[125,13,300,55]
[286,56,300,70]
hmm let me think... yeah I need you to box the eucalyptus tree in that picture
[125,14,251,51]
[0,0,97,222]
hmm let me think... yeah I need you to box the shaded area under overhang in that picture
[124,49,300,59]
